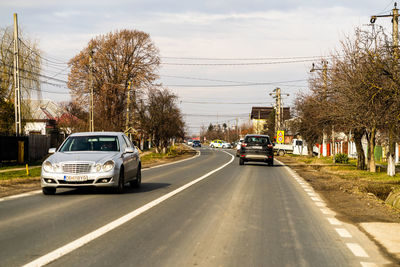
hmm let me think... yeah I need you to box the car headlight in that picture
[43,161,53,172]
[102,160,115,172]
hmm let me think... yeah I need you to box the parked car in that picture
[187,139,194,146]
[210,140,231,148]
[192,140,201,147]
[41,132,141,195]
[239,134,274,166]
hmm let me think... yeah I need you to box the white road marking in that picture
[0,190,42,202]
[22,151,234,267]
[346,243,369,258]
[327,218,342,225]
[320,208,333,215]
[275,158,375,265]
[360,262,378,267]
[335,228,352,238]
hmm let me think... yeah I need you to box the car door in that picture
[120,135,134,180]
[123,135,139,180]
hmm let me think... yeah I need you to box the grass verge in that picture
[0,167,41,180]
[285,154,400,201]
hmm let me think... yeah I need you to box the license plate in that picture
[64,175,88,182]
[251,146,262,149]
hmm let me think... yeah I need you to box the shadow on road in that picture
[54,182,171,196]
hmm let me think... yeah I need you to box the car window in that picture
[120,136,129,151]
[123,135,133,148]
[245,136,270,145]
[59,136,120,152]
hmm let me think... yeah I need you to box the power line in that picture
[183,113,249,117]
[181,101,273,105]
[162,58,318,66]
[161,55,327,61]
[18,38,69,65]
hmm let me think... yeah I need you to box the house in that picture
[250,106,291,135]
[24,99,61,135]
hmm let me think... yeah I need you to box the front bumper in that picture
[41,170,119,188]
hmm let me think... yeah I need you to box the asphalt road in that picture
[0,148,392,266]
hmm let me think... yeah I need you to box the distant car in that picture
[41,132,141,195]
[239,134,274,166]
[210,140,231,148]
[187,139,194,146]
[192,140,201,147]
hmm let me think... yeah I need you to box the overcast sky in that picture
[0,0,396,135]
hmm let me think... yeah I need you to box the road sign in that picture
[277,131,284,144]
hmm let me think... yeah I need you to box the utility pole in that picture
[126,81,131,131]
[310,60,330,160]
[13,13,22,136]
[371,2,399,176]
[89,46,94,132]
[269,87,289,134]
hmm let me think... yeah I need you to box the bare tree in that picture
[136,88,185,153]
[68,29,160,131]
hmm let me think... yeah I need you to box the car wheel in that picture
[130,164,141,188]
[116,168,125,194]
[42,187,56,195]
[239,158,244,165]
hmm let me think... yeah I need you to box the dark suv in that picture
[239,134,274,166]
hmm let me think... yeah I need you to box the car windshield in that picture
[245,136,270,145]
[59,136,120,152]
[193,140,200,143]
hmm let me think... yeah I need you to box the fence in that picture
[0,134,65,164]
[28,135,51,162]
[0,136,28,163]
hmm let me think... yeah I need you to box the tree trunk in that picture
[368,127,376,173]
[353,129,366,170]
[307,142,313,157]
[387,127,396,176]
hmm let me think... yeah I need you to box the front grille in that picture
[62,163,92,174]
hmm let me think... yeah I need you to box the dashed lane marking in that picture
[327,218,342,225]
[335,228,352,238]
[274,158,377,265]
[346,243,369,258]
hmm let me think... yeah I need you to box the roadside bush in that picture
[335,153,349,164]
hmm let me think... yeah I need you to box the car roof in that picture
[245,134,270,138]
[69,132,123,137]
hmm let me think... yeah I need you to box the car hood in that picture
[48,151,120,164]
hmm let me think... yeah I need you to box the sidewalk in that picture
[360,223,400,260]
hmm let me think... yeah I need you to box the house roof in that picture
[250,106,291,120]
[28,99,61,120]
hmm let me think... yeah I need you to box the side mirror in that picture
[124,147,134,154]
[48,148,56,154]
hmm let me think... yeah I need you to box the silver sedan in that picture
[41,132,141,195]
